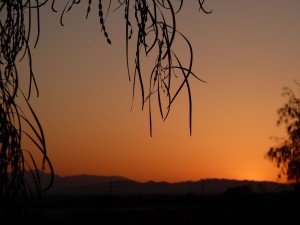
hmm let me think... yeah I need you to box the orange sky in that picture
[19,1,300,183]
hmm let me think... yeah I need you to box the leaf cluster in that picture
[267,83,300,183]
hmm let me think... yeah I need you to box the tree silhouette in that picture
[0,0,211,222]
[266,81,300,184]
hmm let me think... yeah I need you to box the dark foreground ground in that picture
[3,191,300,225]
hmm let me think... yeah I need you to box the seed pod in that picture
[98,0,111,44]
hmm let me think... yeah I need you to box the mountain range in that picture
[27,172,295,195]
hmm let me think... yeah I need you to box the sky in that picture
[18,0,300,183]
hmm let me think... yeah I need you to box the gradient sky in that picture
[19,0,300,183]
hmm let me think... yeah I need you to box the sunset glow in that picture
[20,0,300,183]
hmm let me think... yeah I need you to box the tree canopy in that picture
[266,82,300,183]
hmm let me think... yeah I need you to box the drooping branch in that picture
[59,0,211,135]
[0,0,54,216]
[123,0,210,135]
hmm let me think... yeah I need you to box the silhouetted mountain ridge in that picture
[29,172,294,195]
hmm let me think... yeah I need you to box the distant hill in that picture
[26,173,295,195]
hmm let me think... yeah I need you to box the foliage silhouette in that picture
[58,0,211,136]
[0,1,54,222]
[266,81,300,183]
[0,0,211,222]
